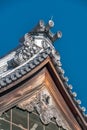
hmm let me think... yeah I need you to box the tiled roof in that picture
[0,19,87,122]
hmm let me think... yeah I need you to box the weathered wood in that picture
[0,68,46,112]
[45,69,82,130]
[0,57,49,94]
[0,57,87,129]
[46,59,87,129]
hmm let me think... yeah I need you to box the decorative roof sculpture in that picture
[0,19,62,85]
[0,19,87,130]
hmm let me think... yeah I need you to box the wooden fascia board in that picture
[45,69,82,130]
[46,58,87,129]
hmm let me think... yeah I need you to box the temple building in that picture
[0,20,87,130]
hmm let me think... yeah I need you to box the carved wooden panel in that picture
[18,88,71,130]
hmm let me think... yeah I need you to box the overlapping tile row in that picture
[50,50,87,120]
[0,48,51,88]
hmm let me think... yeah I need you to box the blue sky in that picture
[0,0,87,112]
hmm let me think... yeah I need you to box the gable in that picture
[0,59,84,130]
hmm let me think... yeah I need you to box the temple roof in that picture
[0,19,87,126]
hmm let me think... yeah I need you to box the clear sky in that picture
[0,0,87,113]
